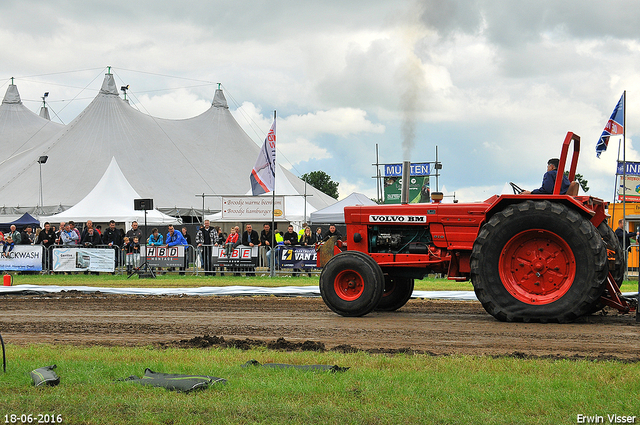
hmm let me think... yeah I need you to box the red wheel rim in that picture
[499,229,576,305]
[334,269,365,301]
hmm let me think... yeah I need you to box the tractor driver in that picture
[520,158,571,195]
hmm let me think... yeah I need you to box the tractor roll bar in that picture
[554,132,580,195]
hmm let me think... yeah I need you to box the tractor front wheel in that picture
[375,276,414,311]
[470,200,607,323]
[319,251,384,317]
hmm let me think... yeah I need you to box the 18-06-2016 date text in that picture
[4,414,62,423]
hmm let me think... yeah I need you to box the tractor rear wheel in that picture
[319,251,384,317]
[586,222,624,314]
[597,221,624,286]
[470,200,607,323]
[375,276,415,311]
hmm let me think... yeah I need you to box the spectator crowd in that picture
[1,219,343,274]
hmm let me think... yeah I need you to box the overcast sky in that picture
[2,0,639,202]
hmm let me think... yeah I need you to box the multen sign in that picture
[384,163,430,177]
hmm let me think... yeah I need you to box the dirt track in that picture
[0,293,638,360]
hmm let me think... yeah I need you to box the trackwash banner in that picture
[0,246,42,271]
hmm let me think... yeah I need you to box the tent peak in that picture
[99,73,119,96]
[212,88,228,109]
[2,84,21,105]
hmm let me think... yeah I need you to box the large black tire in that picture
[375,276,415,311]
[597,221,624,286]
[586,222,625,315]
[319,251,384,317]
[470,200,608,323]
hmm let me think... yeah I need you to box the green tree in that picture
[564,172,589,193]
[300,171,339,199]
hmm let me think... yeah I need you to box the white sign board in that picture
[221,196,285,220]
[53,248,115,272]
[618,175,640,202]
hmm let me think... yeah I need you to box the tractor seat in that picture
[566,181,579,196]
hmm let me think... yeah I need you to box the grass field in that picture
[2,274,638,424]
[1,345,638,425]
[5,273,640,292]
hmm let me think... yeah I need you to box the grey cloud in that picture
[419,0,640,46]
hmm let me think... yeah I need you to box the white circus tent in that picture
[309,192,377,224]
[0,72,336,220]
[40,157,180,228]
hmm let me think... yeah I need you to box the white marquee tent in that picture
[0,72,336,219]
[40,157,180,228]
[309,192,378,224]
[0,84,64,215]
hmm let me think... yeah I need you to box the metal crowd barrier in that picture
[21,243,322,277]
[192,244,321,276]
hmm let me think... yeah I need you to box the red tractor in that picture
[319,132,635,322]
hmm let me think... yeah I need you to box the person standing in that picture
[615,219,639,251]
[22,226,35,245]
[181,226,192,273]
[241,224,259,247]
[241,224,259,276]
[299,227,314,277]
[148,228,163,245]
[299,227,313,246]
[80,226,102,247]
[103,220,123,272]
[322,224,342,242]
[125,221,143,244]
[196,220,217,275]
[283,225,299,276]
[36,222,56,272]
[8,225,21,245]
[283,225,298,246]
[260,223,274,270]
[55,222,65,245]
[80,220,94,242]
[166,225,188,275]
[68,221,81,242]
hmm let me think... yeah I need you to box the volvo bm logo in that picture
[369,215,426,223]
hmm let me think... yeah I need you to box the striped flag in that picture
[250,118,276,195]
[596,93,624,158]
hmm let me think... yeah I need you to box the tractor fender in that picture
[483,194,604,226]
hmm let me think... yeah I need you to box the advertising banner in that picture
[617,161,640,176]
[617,175,640,202]
[142,245,185,268]
[384,175,430,204]
[52,247,115,272]
[0,245,42,271]
[279,246,317,269]
[221,196,285,220]
[384,162,430,177]
[212,245,258,267]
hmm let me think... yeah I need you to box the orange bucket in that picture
[3,274,12,286]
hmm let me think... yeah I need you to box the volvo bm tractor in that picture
[319,132,636,322]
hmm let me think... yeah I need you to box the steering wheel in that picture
[509,182,524,194]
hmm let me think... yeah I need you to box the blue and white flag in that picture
[250,118,276,195]
[596,93,624,158]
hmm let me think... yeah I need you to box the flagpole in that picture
[271,110,277,278]
[622,91,627,279]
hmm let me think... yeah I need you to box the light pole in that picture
[37,156,48,212]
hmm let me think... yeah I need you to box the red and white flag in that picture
[250,118,276,195]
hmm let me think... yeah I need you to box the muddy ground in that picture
[0,293,638,360]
